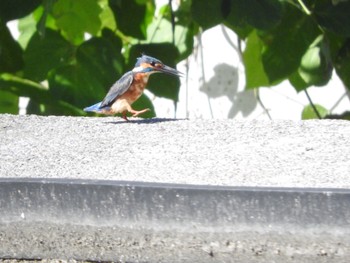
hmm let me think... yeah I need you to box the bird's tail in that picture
[84,102,103,113]
[84,102,113,115]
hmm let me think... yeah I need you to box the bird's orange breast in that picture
[119,73,149,104]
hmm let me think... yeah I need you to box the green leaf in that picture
[191,0,228,30]
[0,0,41,22]
[0,21,24,73]
[224,21,252,40]
[0,73,50,100]
[48,65,105,108]
[261,5,320,83]
[0,90,18,114]
[35,3,58,32]
[49,32,125,108]
[52,0,103,44]
[23,29,74,81]
[314,0,350,37]
[109,0,155,39]
[76,31,124,87]
[178,23,195,61]
[302,104,328,120]
[99,0,116,32]
[37,0,56,38]
[192,0,282,36]
[18,3,58,49]
[289,71,308,92]
[173,0,194,27]
[298,35,332,87]
[0,73,84,115]
[128,43,181,101]
[335,39,350,89]
[227,0,282,31]
[18,12,37,49]
[145,12,194,61]
[243,30,269,89]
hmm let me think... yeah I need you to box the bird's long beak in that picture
[157,64,184,77]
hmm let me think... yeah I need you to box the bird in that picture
[84,54,183,121]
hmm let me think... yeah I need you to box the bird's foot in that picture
[131,108,150,117]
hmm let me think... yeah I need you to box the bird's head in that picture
[132,55,183,77]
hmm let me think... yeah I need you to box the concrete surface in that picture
[1,179,350,263]
[1,114,350,262]
[1,114,350,187]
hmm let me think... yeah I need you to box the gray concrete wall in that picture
[1,114,350,262]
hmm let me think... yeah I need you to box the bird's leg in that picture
[122,111,129,121]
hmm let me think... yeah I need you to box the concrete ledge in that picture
[1,114,350,262]
[1,114,350,187]
[1,179,350,262]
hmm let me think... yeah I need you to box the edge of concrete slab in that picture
[1,178,350,262]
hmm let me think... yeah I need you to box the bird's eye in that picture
[150,61,161,67]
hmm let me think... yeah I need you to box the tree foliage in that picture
[0,0,349,119]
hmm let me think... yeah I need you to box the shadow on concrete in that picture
[199,63,257,118]
[104,118,187,125]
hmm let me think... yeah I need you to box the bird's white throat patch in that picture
[132,66,159,74]
[132,66,144,73]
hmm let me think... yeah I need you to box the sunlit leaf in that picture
[18,12,37,49]
[243,30,269,89]
[145,14,193,61]
[302,104,328,120]
[18,3,58,48]
[99,0,116,32]
[52,0,102,44]
[34,4,58,32]
[298,35,333,87]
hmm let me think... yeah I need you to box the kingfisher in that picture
[84,54,182,121]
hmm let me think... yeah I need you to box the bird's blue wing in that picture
[100,71,134,108]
